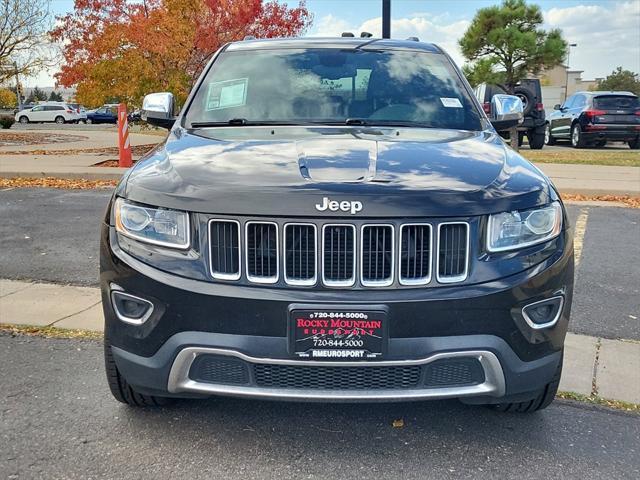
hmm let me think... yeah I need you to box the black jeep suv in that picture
[546,91,640,148]
[475,79,547,149]
[101,38,573,413]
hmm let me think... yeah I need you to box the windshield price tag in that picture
[440,97,463,108]
[205,78,248,111]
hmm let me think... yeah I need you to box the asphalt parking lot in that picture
[1,187,637,340]
[0,188,638,479]
[1,334,639,480]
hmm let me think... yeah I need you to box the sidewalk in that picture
[1,278,639,405]
[533,162,640,196]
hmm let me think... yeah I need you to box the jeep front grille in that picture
[209,220,241,280]
[246,222,278,283]
[399,224,432,285]
[284,224,317,285]
[361,225,394,286]
[437,222,469,283]
[322,224,356,286]
[209,219,470,287]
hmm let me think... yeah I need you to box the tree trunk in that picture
[509,126,519,151]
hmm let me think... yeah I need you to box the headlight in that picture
[487,201,562,252]
[114,197,190,249]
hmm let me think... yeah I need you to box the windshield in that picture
[185,48,483,130]
[593,95,639,110]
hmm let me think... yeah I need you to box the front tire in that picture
[104,342,171,407]
[19,116,29,124]
[629,138,640,149]
[86,118,93,124]
[571,123,586,148]
[492,353,563,413]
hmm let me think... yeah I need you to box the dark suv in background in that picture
[546,91,640,149]
[475,79,546,149]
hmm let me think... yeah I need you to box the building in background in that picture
[537,65,602,113]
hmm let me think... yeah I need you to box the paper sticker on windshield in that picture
[205,78,248,110]
[440,97,463,108]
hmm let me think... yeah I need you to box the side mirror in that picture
[141,92,176,129]
[489,94,524,131]
[553,104,562,111]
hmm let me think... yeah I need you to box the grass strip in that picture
[0,323,103,340]
[523,149,640,167]
[558,391,639,413]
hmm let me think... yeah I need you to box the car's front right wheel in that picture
[104,341,172,407]
[491,353,563,413]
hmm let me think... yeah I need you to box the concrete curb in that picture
[1,278,639,405]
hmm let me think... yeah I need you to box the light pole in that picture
[382,0,391,38]
[564,43,577,100]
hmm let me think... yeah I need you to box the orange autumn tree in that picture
[51,0,312,108]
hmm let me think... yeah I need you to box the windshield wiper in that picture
[342,119,434,128]
[190,119,317,128]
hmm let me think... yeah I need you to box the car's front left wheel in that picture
[104,341,172,407]
[492,353,563,413]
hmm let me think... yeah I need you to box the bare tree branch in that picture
[0,0,55,84]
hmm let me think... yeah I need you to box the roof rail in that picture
[243,35,256,41]
[341,32,355,37]
[406,36,419,42]
[360,32,373,38]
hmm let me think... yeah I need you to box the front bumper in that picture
[101,223,573,403]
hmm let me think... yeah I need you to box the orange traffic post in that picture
[117,103,132,167]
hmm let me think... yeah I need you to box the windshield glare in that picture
[186,48,483,131]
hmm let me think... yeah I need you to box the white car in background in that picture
[14,102,80,124]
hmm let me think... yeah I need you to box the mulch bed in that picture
[0,132,89,147]
[0,143,156,156]
[0,177,118,189]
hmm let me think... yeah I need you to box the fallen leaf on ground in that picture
[392,419,404,428]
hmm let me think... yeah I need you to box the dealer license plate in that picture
[291,309,387,360]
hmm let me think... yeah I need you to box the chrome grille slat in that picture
[246,221,278,283]
[284,223,317,285]
[210,219,470,287]
[209,220,241,280]
[361,225,394,287]
[437,222,469,283]
[322,224,356,286]
[399,224,432,285]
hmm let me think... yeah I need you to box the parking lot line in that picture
[573,208,589,267]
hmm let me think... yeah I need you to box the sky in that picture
[29,0,640,87]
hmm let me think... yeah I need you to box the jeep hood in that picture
[123,126,551,217]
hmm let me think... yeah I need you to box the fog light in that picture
[110,287,154,325]
[522,296,564,329]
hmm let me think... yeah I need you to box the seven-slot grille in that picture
[437,223,469,283]
[209,220,241,280]
[246,222,278,282]
[361,225,394,286]
[323,225,356,286]
[209,220,469,286]
[284,224,317,285]
[399,224,432,285]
